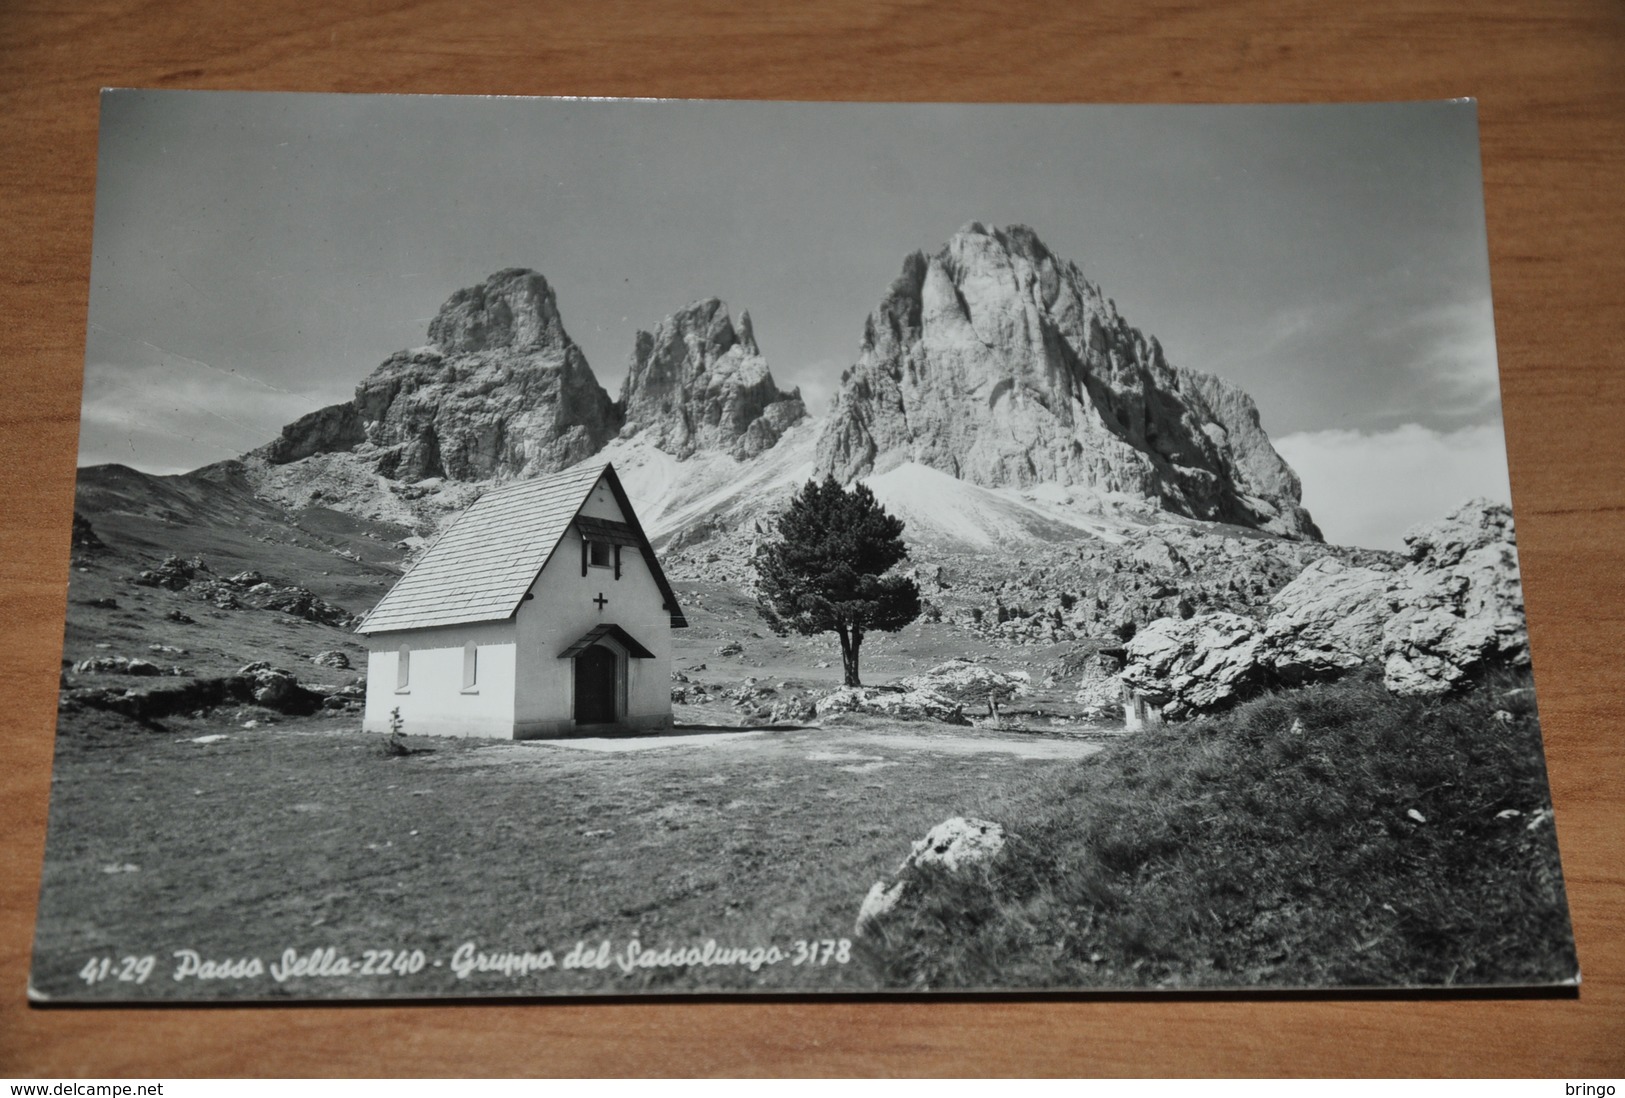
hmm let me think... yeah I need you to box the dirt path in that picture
[521,723,1104,760]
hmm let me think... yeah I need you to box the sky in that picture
[80,92,1512,549]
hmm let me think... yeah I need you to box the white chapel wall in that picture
[362,618,518,738]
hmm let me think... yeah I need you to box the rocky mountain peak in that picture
[426,268,572,355]
[255,268,619,483]
[815,223,1321,540]
[618,298,805,460]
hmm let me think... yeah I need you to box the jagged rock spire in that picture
[618,298,805,460]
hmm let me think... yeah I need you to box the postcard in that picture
[29,92,1577,1000]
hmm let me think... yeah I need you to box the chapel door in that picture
[574,644,618,724]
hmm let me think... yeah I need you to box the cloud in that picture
[1274,422,1512,551]
[1379,298,1503,420]
[78,359,326,473]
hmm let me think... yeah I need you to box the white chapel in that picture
[357,462,687,739]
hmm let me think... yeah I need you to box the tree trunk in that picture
[837,624,863,686]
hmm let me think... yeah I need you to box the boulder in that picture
[907,816,1007,872]
[236,663,318,713]
[188,580,244,610]
[728,677,775,706]
[132,555,196,591]
[1121,612,1272,720]
[815,686,969,725]
[899,659,1031,705]
[310,650,352,670]
[855,817,1007,933]
[245,584,358,627]
[1132,537,1188,574]
[766,696,817,724]
[1264,557,1394,683]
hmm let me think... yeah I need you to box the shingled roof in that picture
[356,462,686,635]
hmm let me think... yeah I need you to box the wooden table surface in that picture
[2,0,1622,1078]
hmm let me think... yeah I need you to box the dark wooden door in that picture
[573,644,618,724]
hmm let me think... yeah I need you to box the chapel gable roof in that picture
[356,462,686,635]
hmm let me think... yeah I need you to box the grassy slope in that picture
[863,667,1578,991]
[31,709,1085,1001]
[63,464,412,685]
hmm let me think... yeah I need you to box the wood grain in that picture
[2,0,1622,1077]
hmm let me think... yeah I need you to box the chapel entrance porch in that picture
[558,623,657,735]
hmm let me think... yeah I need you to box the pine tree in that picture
[754,476,921,687]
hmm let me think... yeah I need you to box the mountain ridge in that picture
[151,223,1319,559]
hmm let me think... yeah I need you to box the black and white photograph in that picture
[30,91,1578,1001]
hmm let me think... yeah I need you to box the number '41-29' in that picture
[79,955,156,985]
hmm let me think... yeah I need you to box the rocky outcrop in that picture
[814,223,1319,539]
[258,269,620,482]
[129,555,360,628]
[1267,499,1527,696]
[899,659,1030,705]
[132,555,210,591]
[61,663,324,721]
[1121,612,1274,720]
[71,656,173,677]
[766,696,818,724]
[958,522,1381,649]
[259,402,365,465]
[1123,499,1529,718]
[619,298,805,459]
[1381,500,1528,695]
[71,513,105,554]
[815,685,970,724]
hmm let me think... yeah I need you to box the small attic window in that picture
[587,540,612,568]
